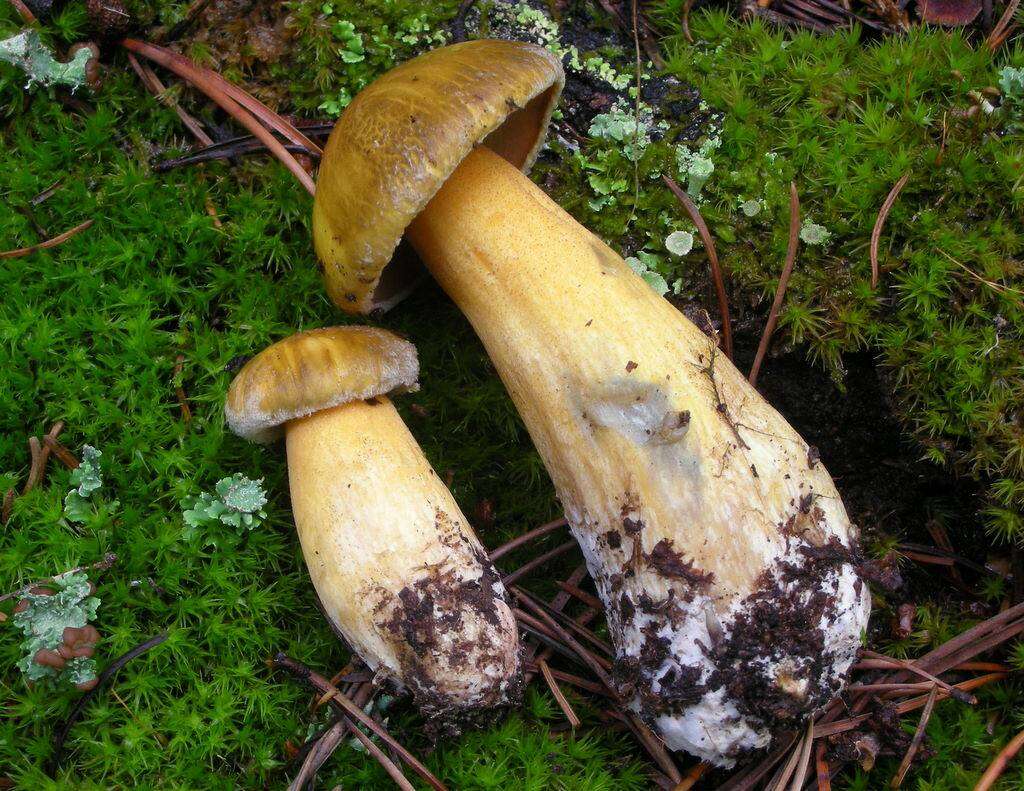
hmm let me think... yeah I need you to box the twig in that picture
[49,632,168,773]
[870,173,909,289]
[662,175,733,359]
[749,181,800,387]
[120,40,317,196]
[674,761,708,790]
[6,0,36,24]
[986,0,1021,51]
[538,659,581,727]
[347,720,416,791]
[0,553,118,603]
[788,720,815,791]
[1,489,13,524]
[681,0,695,42]
[31,180,62,206]
[815,742,831,791]
[126,52,214,147]
[860,650,976,703]
[270,654,447,791]
[501,540,578,586]
[490,517,567,560]
[555,580,603,610]
[43,435,80,469]
[0,220,93,259]
[975,728,1024,791]
[153,124,335,172]
[890,684,938,788]
[173,354,192,423]
[22,422,63,495]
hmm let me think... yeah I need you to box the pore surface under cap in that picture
[224,326,419,443]
[312,39,564,314]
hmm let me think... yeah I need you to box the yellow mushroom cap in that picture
[312,39,565,314]
[225,326,419,443]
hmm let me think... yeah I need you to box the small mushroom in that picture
[224,326,521,729]
[312,41,870,765]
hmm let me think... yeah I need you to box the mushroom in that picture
[224,326,521,730]
[311,40,871,766]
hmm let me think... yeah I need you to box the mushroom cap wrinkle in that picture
[224,325,419,443]
[312,39,564,313]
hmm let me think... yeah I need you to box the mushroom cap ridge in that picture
[312,39,564,314]
[225,326,419,443]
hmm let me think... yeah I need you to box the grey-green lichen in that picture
[0,29,90,90]
[63,445,104,524]
[13,572,100,686]
[182,474,268,538]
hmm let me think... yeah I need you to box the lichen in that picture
[12,571,100,687]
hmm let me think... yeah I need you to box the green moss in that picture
[3,0,1024,785]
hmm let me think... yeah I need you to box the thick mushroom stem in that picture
[407,146,870,765]
[284,395,521,729]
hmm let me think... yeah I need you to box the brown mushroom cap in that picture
[225,326,419,443]
[312,39,565,314]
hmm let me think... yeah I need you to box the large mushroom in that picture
[225,326,521,731]
[312,41,871,765]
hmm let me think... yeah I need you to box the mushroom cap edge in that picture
[224,325,419,443]
[312,38,565,314]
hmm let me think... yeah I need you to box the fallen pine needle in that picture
[870,173,909,289]
[662,174,733,359]
[0,219,94,259]
[749,181,800,387]
[539,658,581,727]
[890,684,938,787]
[975,728,1024,791]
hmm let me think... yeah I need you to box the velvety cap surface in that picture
[225,326,419,443]
[312,39,564,314]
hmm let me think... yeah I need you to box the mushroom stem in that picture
[284,396,520,727]
[407,145,869,765]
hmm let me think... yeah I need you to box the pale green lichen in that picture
[626,252,670,296]
[739,198,764,217]
[63,445,104,524]
[0,30,91,91]
[496,2,632,90]
[665,231,694,256]
[676,134,721,198]
[589,101,660,162]
[12,571,99,686]
[182,474,268,538]
[799,219,832,246]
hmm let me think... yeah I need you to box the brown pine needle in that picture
[815,742,832,791]
[490,516,567,560]
[42,435,80,469]
[749,181,800,387]
[662,175,733,359]
[870,172,909,289]
[271,654,447,791]
[7,0,36,24]
[0,219,93,259]
[126,52,213,147]
[501,540,577,586]
[975,728,1024,791]
[673,761,708,791]
[121,40,317,196]
[890,684,938,788]
[986,0,1021,51]
[539,659,581,727]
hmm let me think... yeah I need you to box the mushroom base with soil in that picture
[285,397,522,727]
[406,145,871,765]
